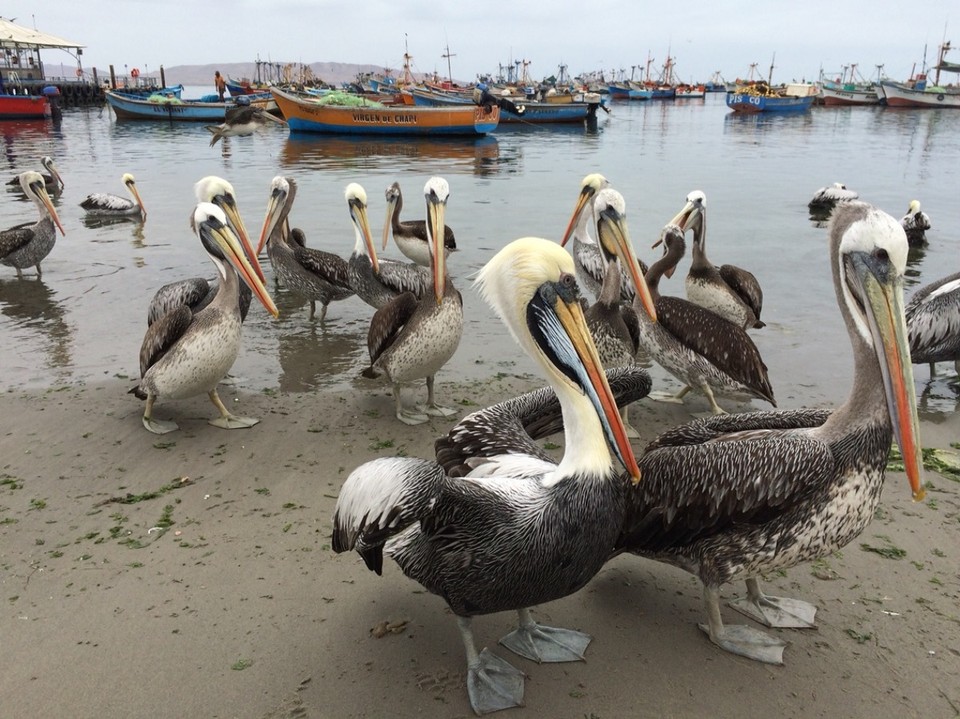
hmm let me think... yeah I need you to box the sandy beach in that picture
[1,370,958,719]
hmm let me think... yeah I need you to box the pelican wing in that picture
[398,219,457,250]
[718,264,764,322]
[906,272,960,363]
[147,277,212,326]
[332,456,445,574]
[621,305,642,355]
[378,258,432,297]
[367,291,418,366]
[645,408,832,450]
[293,245,353,292]
[0,225,35,258]
[138,305,193,376]
[80,193,134,213]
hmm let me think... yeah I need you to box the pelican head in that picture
[830,202,923,500]
[652,224,686,279]
[561,172,610,247]
[19,171,65,236]
[382,181,402,251]
[122,173,147,220]
[906,199,922,215]
[476,237,641,482]
[40,156,64,190]
[424,176,449,304]
[669,189,707,242]
[345,182,376,272]
[195,175,262,282]
[257,175,293,256]
[194,202,278,319]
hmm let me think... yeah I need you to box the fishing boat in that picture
[0,94,50,119]
[878,42,960,108]
[269,86,499,135]
[817,65,882,106]
[726,57,816,113]
[409,86,604,124]
[105,89,275,122]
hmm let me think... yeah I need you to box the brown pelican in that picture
[6,156,64,193]
[345,183,431,310]
[640,223,775,414]
[382,180,457,265]
[257,175,354,321]
[673,190,765,329]
[362,177,463,424]
[900,199,931,247]
[1,171,66,279]
[333,237,642,715]
[560,173,648,302]
[808,182,858,213]
[129,203,278,434]
[80,173,147,220]
[205,101,286,147]
[906,269,960,377]
[147,176,261,326]
[615,201,924,664]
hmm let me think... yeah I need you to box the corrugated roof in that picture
[0,17,84,49]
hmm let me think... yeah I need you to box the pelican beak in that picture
[128,182,147,221]
[31,181,65,236]
[259,108,287,125]
[49,165,65,191]
[215,193,264,283]
[597,205,656,323]
[382,194,397,251]
[257,186,287,257]
[668,199,702,235]
[560,184,595,247]
[533,280,642,482]
[204,216,279,319]
[351,197,378,273]
[850,252,924,500]
[427,192,446,304]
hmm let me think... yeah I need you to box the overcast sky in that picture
[5,1,956,84]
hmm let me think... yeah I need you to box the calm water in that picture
[1,91,958,418]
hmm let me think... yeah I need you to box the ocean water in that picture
[1,90,958,420]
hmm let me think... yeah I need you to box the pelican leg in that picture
[498,607,591,663]
[620,404,640,439]
[318,302,329,323]
[14,266,23,280]
[206,389,260,430]
[308,300,317,321]
[141,395,179,434]
[728,577,817,629]
[649,385,691,405]
[702,385,728,416]
[698,585,786,665]
[394,383,428,425]
[929,362,937,377]
[458,617,525,715]
[420,375,458,418]
[35,263,42,277]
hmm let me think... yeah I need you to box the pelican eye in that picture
[874,248,889,263]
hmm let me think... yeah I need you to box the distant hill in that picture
[127,61,448,88]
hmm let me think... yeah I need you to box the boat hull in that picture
[105,90,274,121]
[818,83,881,106]
[879,80,960,108]
[0,95,50,120]
[410,88,600,123]
[271,87,499,135]
[725,92,814,113]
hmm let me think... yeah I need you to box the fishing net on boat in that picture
[314,90,383,108]
[147,94,183,105]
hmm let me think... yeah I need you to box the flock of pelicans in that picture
[2,158,960,715]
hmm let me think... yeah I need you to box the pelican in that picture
[6,156,64,193]
[345,183,431,310]
[129,203,279,434]
[900,199,931,248]
[382,180,457,265]
[1,171,66,279]
[257,176,354,321]
[205,102,286,147]
[906,269,960,377]
[674,190,765,329]
[560,172,648,302]
[333,236,643,715]
[147,176,261,326]
[361,177,463,424]
[614,201,924,664]
[80,172,147,220]
[640,222,775,414]
[808,182,858,212]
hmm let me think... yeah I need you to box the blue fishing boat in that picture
[409,87,604,124]
[105,89,275,122]
[725,83,815,113]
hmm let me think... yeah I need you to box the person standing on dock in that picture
[214,71,226,101]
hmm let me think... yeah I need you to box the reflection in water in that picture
[280,133,503,177]
[0,276,74,381]
[274,310,367,393]
[81,213,147,247]
[722,110,815,140]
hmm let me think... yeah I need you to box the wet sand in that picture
[1,372,959,719]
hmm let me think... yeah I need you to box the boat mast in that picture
[767,52,776,85]
[401,34,414,87]
[442,42,456,84]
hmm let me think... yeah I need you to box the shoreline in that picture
[1,376,958,718]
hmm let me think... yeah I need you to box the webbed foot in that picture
[499,623,591,663]
[698,622,787,664]
[466,648,525,715]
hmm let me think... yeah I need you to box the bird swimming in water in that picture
[673,190,765,330]
[129,203,278,434]
[808,182,858,216]
[1,171,66,279]
[147,176,261,326]
[333,236,644,715]
[905,269,960,378]
[899,199,931,247]
[80,173,147,220]
[382,180,457,266]
[362,177,463,424]
[205,100,286,147]
[257,175,355,321]
[6,156,64,194]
